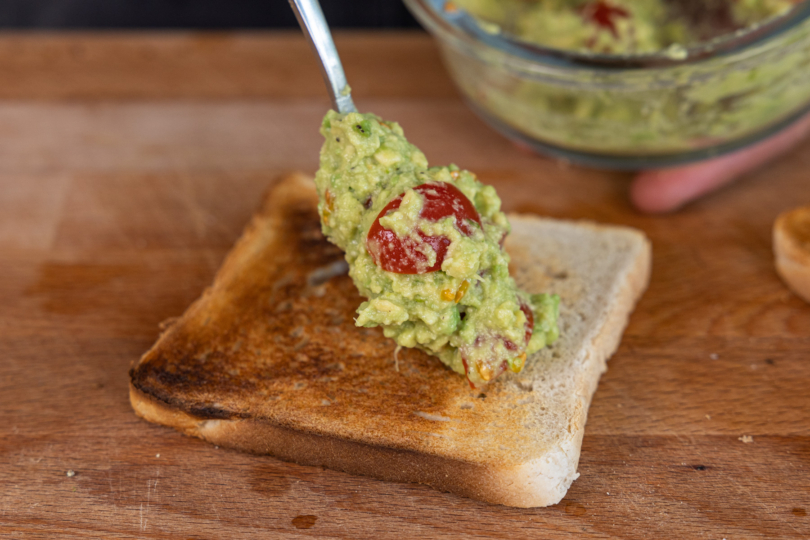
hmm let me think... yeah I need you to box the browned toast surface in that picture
[131,173,538,461]
[130,172,651,506]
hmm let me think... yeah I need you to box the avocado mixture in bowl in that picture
[453,0,798,55]
[316,111,559,387]
[405,0,810,168]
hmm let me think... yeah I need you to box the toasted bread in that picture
[129,172,651,507]
[774,205,810,304]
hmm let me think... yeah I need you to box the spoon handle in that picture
[289,0,357,114]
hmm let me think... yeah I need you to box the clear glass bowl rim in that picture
[404,0,810,71]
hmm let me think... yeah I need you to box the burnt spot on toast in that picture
[130,175,475,441]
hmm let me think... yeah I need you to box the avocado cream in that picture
[453,0,797,54]
[315,111,559,387]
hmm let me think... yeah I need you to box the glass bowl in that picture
[403,0,810,169]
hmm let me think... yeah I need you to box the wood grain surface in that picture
[1,32,808,539]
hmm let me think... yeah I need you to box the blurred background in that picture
[0,0,419,29]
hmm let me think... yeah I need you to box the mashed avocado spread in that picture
[453,0,797,54]
[315,110,559,387]
[435,0,810,157]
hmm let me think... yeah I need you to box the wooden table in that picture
[1,32,808,539]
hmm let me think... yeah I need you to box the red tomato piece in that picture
[367,182,482,274]
[520,301,534,345]
[581,1,630,38]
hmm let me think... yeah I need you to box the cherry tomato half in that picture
[366,182,482,274]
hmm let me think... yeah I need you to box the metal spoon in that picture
[288,0,357,114]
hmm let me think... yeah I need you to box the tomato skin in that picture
[366,182,482,274]
[413,182,482,235]
[520,301,534,345]
[366,229,451,274]
[581,1,630,38]
[461,357,475,389]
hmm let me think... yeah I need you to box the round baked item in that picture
[774,205,810,303]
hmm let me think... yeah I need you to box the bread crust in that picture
[129,172,651,507]
[774,205,810,303]
[130,383,574,507]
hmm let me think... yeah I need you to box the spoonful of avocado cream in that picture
[289,0,560,387]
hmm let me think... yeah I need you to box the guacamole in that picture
[453,0,797,54]
[315,111,559,387]
[428,0,810,158]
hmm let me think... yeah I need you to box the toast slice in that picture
[129,173,651,507]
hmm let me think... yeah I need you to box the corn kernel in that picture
[323,190,335,225]
[510,352,527,374]
[441,288,455,302]
[476,360,494,382]
[455,280,470,303]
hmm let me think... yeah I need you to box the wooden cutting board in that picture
[1,32,808,539]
